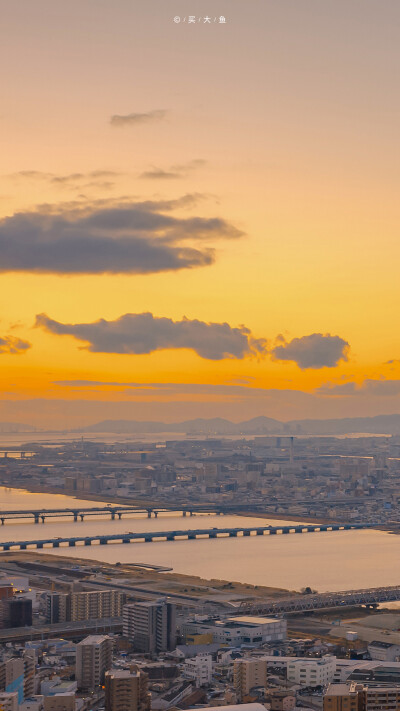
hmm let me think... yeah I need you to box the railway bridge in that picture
[0,522,374,551]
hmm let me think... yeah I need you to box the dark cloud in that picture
[0,198,242,274]
[271,333,350,369]
[318,378,400,397]
[0,336,31,355]
[36,313,267,360]
[110,110,167,127]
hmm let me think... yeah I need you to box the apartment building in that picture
[45,590,125,623]
[234,659,268,701]
[75,635,113,691]
[104,669,150,711]
[183,654,213,687]
[123,599,176,653]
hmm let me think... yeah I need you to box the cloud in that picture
[0,336,31,355]
[0,198,242,274]
[318,378,400,397]
[140,160,206,181]
[271,333,349,369]
[110,110,167,127]
[36,312,267,360]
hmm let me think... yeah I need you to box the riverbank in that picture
[0,550,293,601]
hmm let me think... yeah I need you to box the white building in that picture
[368,641,400,662]
[287,655,336,686]
[0,692,18,711]
[182,616,286,646]
[183,654,212,687]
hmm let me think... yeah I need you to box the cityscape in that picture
[2,1,400,711]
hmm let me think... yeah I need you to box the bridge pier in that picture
[144,537,152,542]
[147,510,152,518]
[154,511,158,518]
[73,513,78,522]
[118,513,122,519]
[100,538,108,545]
[166,534,175,541]
[243,530,250,536]
[80,514,84,521]
[53,541,59,547]
[69,541,76,547]
[34,514,39,524]
[122,538,130,543]
[41,515,45,523]
[37,542,43,549]
[20,544,26,550]
[256,529,264,535]
[1,518,4,526]
[84,539,91,546]
[182,511,187,517]
[229,531,237,537]
[111,512,115,520]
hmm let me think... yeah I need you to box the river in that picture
[0,487,398,593]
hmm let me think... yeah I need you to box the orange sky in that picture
[1,0,400,428]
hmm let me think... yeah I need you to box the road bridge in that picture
[0,522,373,550]
[235,585,400,615]
[0,503,256,524]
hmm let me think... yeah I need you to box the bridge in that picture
[235,585,400,615]
[0,522,373,550]
[0,617,122,643]
[0,503,254,524]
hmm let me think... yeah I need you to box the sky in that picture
[1,0,400,428]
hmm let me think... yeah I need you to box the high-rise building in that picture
[123,599,176,653]
[105,669,150,711]
[0,599,32,628]
[45,590,125,624]
[0,658,25,705]
[75,636,113,691]
[45,593,69,624]
[23,650,36,700]
[234,659,268,701]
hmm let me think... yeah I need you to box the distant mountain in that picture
[0,422,37,433]
[77,414,400,436]
[288,415,400,435]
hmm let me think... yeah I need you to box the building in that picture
[0,599,32,628]
[324,682,400,711]
[23,651,36,700]
[45,590,125,623]
[367,641,400,662]
[43,695,76,711]
[182,616,286,647]
[75,635,113,691]
[268,690,296,711]
[123,599,176,653]
[234,659,268,701]
[45,593,69,624]
[287,655,336,687]
[323,683,359,711]
[361,685,400,711]
[0,692,18,711]
[104,668,150,711]
[183,654,213,687]
[0,658,25,704]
